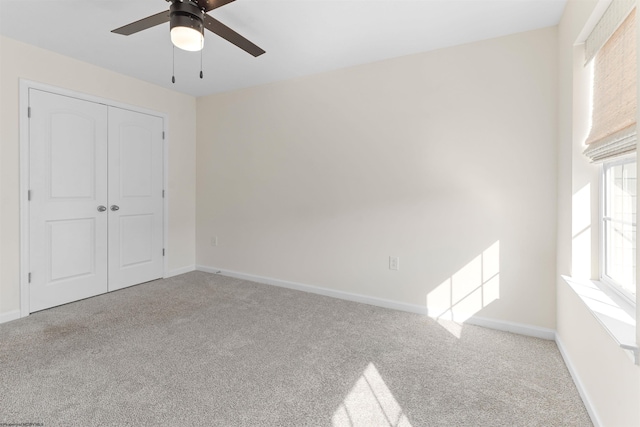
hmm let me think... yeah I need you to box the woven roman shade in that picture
[583,5,637,162]
[585,0,636,64]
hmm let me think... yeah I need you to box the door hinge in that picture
[27,190,31,201]
[28,272,31,283]
[28,107,31,118]
[162,131,165,140]
[162,189,165,198]
[162,248,165,256]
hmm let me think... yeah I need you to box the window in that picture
[602,157,637,303]
[583,1,637,306]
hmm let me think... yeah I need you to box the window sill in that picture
[561,275,638,365]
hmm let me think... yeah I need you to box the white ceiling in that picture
[0,0,566,97]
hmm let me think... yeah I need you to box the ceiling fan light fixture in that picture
[169,4,205,52]
[170,24,204,51]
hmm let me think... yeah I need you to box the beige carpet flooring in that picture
[0,271,591,426]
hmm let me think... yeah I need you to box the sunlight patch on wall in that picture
[332,363,413,427]
[426,241,500,329]
[572,184,592,278]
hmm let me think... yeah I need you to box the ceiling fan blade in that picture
[203,15,265,57]
[112,10,171,36]
[197,0,237,13]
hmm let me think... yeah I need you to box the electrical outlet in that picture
[389,256,399,271]
[211,236,218,247]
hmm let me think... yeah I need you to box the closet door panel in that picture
[108,107,164,291]
[28,89,109,312]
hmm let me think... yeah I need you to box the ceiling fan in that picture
[111,0,265,57]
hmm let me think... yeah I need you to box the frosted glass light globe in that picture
[170,26,204,52]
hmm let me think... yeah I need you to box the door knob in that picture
[97,205,107,212]
[110,205,120,211]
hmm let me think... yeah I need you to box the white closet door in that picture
[107,107,164,291]
[29,89,109,312]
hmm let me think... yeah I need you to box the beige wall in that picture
[557,1,640,426]
[196,27,558,329]
[0,36,197,315]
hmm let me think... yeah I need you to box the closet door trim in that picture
[19,79,169,318]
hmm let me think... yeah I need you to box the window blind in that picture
[585,0,636,64]
[583,5,637,163]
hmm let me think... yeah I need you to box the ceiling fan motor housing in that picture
[170,1,205,36]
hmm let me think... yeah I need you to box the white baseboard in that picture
[165,265,196,278]
[197,264,428,314]
[462,315,556,340]
[196,265,555,340]
[0,309,21,325]
[197,265,221,274]
[555,333,602,427]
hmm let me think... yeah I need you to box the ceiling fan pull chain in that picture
[200,48,204,79]
[172,45,176,84]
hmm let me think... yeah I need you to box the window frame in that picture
[599,154,637,306]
